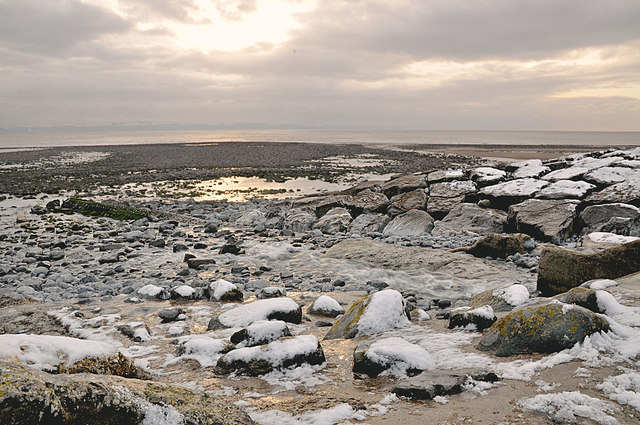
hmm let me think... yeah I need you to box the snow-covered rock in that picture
[230,320,292,348]
[308,295,344,318]
[208,297,302,330]
[207,279,243,302]
[353,337,435,377]
[448,305,497,331]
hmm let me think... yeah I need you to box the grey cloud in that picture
[292,0,640,60]
[118,0,207,24]
[214,0,257,21]
[0,0,130,54]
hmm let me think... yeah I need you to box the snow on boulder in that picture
[215,335,325,376]
[173,335,234,367]
[208,297,302,330]
[324,289,410,339]
[510,159,550,179]
[469,284,530,312]
[308,295,345,318]
[353,337,435,377]
[477,302,610,356]
[448,305,497,331]
[137,284,169,300]
[230,320,292,347]
[535,180,595,199]
[480,178,549,209]
[206,279,243,302]
[170,285,201,300]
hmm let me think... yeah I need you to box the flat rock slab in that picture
[431,204,507,237]
[508,199,579,243]
[382,174,427,197]
[382,209,434,238]
[480,178,549,209]
[537,239,640,295]
[324,239,517,281]
[342,189,390,216]
[585,175,640,207]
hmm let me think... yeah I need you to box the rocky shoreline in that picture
[2,143,640,424]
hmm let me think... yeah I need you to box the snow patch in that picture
[364,336,435,376]
[218,298,300,328]
[357,289,410,336]
[518,391,620,425]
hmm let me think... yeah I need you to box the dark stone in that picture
[553,287,602,313]
[453,233,534,259]
[382,175,427,198]
[187,258,216,269]
[392,372,465,400]
[437,299,451,309]
[366,280,388,291]
[149,239,166,248]
[448,307,496,331]
[477,303,610,356]
[537,240,640,296]
[219,243,241,255]
[158,307,183,322]
[173,243,188,252]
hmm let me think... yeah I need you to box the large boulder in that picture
[382,174,427,197]
[578,203,640,235]
[348,213,390,235]
[585,174,640,207]
[453,233,534,259]
[206,279,244,302]
[537,240,640,295]
[0,361,254,425]
[553,287,602,313]
[235,209,267,228]
[392,371,498,400]
[208,297,302,330]
[382,209,434,238]
[431,204,507,237]
[315,195,349,218]
[508,199,579,243]
[352,337,434,377]
[387,189,427,216]
[324,289,410,339]
[427,181,477,218]
[480,179,549,210]
[477,302,610,356]
[342,189,389,216]
[283,210,316,233]
[312,207,352,234]
[535,180,595,199]
[541,167,589,182]
[215,335,325,376]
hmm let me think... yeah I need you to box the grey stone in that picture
[480,178,549,209]
[158,307,183,322]
[382,210,434,238]
[312,207,352,234]
[348,213,390,235]
[388,189,427,216]
[431,203,507,237]
[579,203,640,235]
[342,189,390,216]
[585,174,640,206]
[382,174,427,197]
[283,210,316,233]
[508,199,579,243]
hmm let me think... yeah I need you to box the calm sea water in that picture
[0,129,639,149]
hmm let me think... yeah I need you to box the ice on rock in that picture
[586,232,639,245]
[137,284,163,297]
[0,334,118,371]
[223,335,321,366]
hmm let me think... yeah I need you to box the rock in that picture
[480,178,549,210]
[585,174,640,206]
[256,286,286,299]
[392,370,499,400]
[535,180,595,199]
[49,249,65,261]
[324,289,410,339]
[158,307,183,322]
[427,181,477,217]
[553,287,602,313]
[581,232,639,250]
[468,284,530,312]
[342,189,390,216]
[170,285,200,300]
[541,167,589,182]
[204,221,219,233]
[215,335,325,376]
[117,324,151,343]
[283,210,316,233]
[229,320,292,347]
[428,169,465,183]
[454,233,534,259]
[448,305,497,331]
[352,337,434,377]
[470,167,506,186]
[315,195,349,218]
[382,174,427,197]
[149,238,166,248]
[348,213,390,235]
[0,360,253,425]
[382,209,434,238]
[98,253,121,264]
[137,284,169,300]
[508,199,579,243]
[236,209,266,227]
[510,159,550,179]
[207,279,244,302]
[187,258,217,269]
[579,203,640,235]
[431,204,507,237]
[173,243,189,252]
[208,297,303,330]
[537,240,640,295]
[477,302,610,356]
[325,239,522,281]
[219,243,242,255]
[308,295,344,318]
[312,207,352,234]
[584,166,636,186]
[387,189,427,216]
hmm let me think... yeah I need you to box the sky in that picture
[1,0,639,131]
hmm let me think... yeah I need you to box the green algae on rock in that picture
[477,302,610,356]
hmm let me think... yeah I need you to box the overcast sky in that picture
[1,0,639,131]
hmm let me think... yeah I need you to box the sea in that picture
[0,129,639,149]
